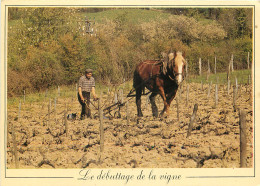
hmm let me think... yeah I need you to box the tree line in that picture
[7,8,252,97]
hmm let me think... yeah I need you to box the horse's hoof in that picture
[137,114,143,117]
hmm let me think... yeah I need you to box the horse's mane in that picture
[162,52,174,75]
[161,51,184,75]
[176,51,183,56]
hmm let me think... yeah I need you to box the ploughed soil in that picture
[6,82,253,168]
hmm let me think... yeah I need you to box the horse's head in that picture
[168,51,186,85]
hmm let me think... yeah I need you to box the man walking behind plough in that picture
[78,69,98,120]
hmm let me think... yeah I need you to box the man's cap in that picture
[85,69,93,74]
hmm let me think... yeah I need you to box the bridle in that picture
[167,58,185,82]
[167,71,184,81]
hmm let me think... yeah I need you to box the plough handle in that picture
[103,101,125,112]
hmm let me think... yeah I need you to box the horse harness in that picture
[142,60,163,78]
[142,59,183,82]
[127,60,182,98]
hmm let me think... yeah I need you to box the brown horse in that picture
[133,51,186,117]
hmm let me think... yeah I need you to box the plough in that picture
[89,86,151,119]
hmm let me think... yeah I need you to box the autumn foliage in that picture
[7,8,252,96]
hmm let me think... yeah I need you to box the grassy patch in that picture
[7,85,75,107]
[7,80,134,108]
[7,69,251,108]
[80,8,172,24]
[187,69,252,85]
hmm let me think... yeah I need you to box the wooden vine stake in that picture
[214,77,219,108]
[48,100,51,127]
[186,84,189,106]
[176,93,180,122]
[179,85,182,101]
[23,90,26,103]
[126,101,130,126]
[227,64,230,95]
[206,59,210,80]
[114,93,118,103]
[176,92,180,121]
[58,86,60,97]
[98,97,104,162]
[199,58,202,76]
[230,54,234,72]
[64,103,68,137]
[214,84,218,108]
[208,59,211,74]
[227,68,230,83]
[187,104,198,138]
[18,101,21,121]
[214,56,217,74]
[227,79,230,95]
[235,77,239,101]
[119,89,124,103]
[45,89,48,102]
[186,59,188,79]
[239,110,247,168]
[11,122,19,168]
[207,81,212,99]
[233,85,237,111]
[54,97,57,121]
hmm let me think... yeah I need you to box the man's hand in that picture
[79,87,85,103]
[81,97,85,102]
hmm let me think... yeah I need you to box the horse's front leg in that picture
[166,88,178,106]
[158,87,168,117]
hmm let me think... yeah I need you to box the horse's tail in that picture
[133,67,146,96]
[133,70,139,89]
